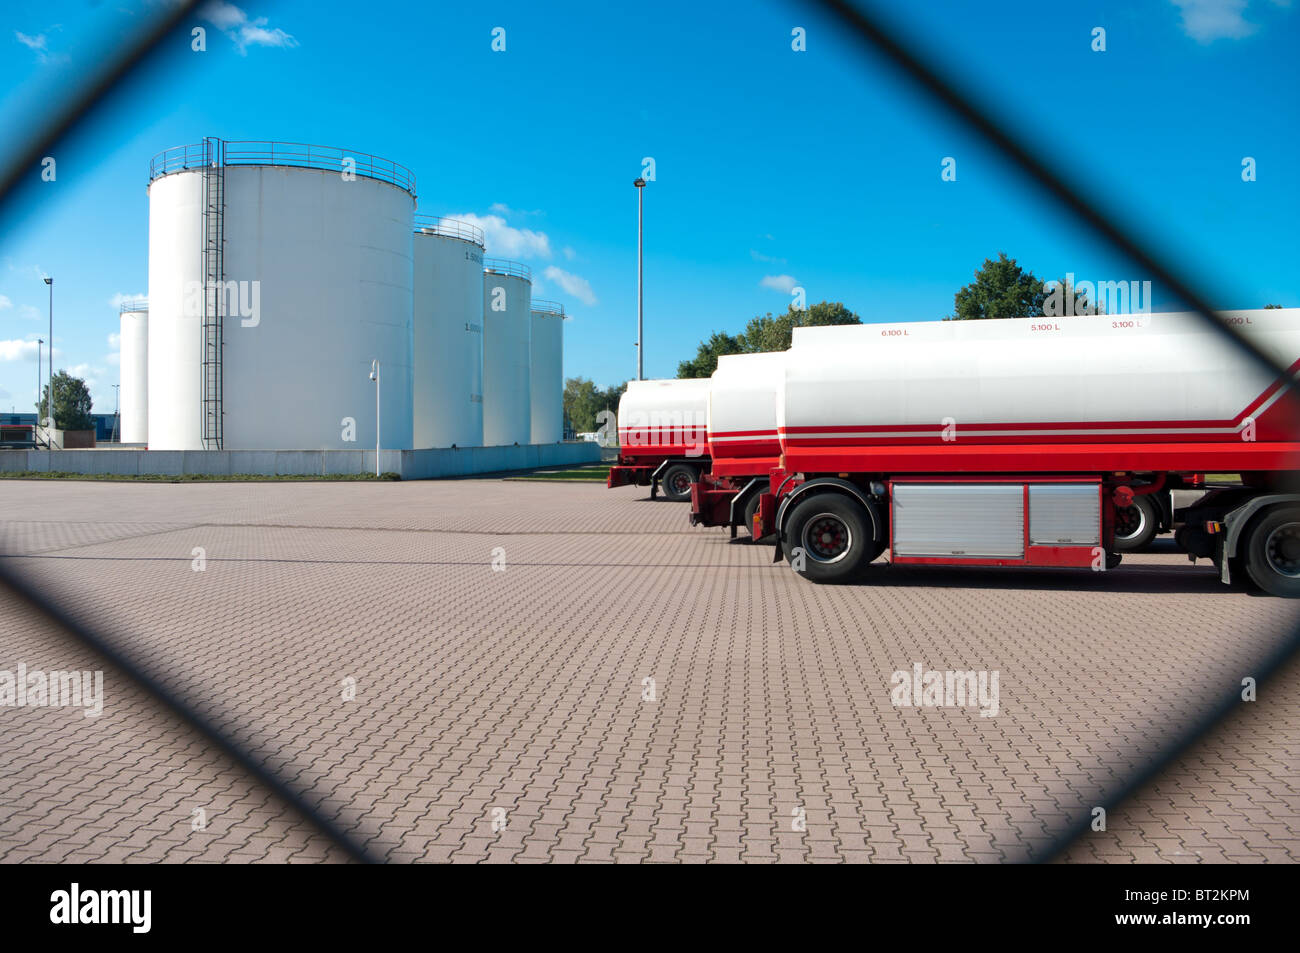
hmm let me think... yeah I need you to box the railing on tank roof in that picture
[118,297,148,313]
[483,258,531,282]
[149,140,417,195]
[413,214,484,246]
[531,299,565,316]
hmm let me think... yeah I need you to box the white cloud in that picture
[14,31,45,52]
[106,331,121,366]
[0,338,41,362]
[107,332,121,349]
[563,246,578,261]
[542,266,597,306]
[13,29,67,65]
[760,274,798,294]
[109,292,147,310]
[0,294,11,310]
[751,249,787,265]
[200,2,298,54]
[1170,0,1258,41]
[201,1,247,30]
[451,213,552,259]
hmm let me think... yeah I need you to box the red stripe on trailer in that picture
[785,441,1300,474]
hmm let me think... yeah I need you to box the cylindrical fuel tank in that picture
[706,351,785,467]
[481,259,532,446]
[782,309,1300,450]
[147,139,416,451]
[414,216,484,448]
[617,377,711,459]
[529,300,564,444]
[119,303,148,444]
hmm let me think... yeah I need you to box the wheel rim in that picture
[1264,522,1300,578]
[669,471,691,496]
[801,512,852,564]
[1114,502,1146,541]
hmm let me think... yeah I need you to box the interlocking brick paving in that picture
[0,477,1295,862]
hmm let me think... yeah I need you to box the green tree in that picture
[951,253,1103,319]
[37,369,94,430]
[951,252,1045,320]
[600,380,628,414]
[676,300,861,377]
[1265,303,1283,309]
[563,376,602,433]
[676,331,745,378]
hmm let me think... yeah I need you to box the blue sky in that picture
[0,0,1296,413]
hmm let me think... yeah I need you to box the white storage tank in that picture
[146,139,416,451]
[529,299,565,444]
[413,215,484,448]
[482,258,532,446]
[119,300,148,444]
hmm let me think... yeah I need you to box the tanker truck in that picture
[688,340,1187,549]
[743,309,1300,596]
[606,377,711,501]
[691,351,786,538]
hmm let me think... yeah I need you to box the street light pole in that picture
[36,338,43,440]
[370,358,381,477]
[43,277,52,431]
[634,177,646,381]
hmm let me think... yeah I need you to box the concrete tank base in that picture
[0,442,599,480]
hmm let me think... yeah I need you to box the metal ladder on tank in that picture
[200,137,225,450]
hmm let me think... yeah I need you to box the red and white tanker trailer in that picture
[606,377,711,501]
[687,309,1299,595]
[691,351,786,538]
[750,308,1300,594]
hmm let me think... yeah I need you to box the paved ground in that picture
[0,477,1296,863]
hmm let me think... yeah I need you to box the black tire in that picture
[783,493,879,583]
[1113,495,1158,552]
[1243,507,1300,597]
[660,464,696,503]
[742,492,774,543]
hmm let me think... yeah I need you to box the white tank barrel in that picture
[482,259,532,446]
[529,299,565,444]
[617,378,710,457]
[782,309,1300,450]
[706,351,785,467]
[119,302,148,444]
[147,139,416,451]
[414,216,484,448]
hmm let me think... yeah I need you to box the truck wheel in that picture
[1243,507,1300,597]
[743,493,774,543]
[660,464,696,502]
[1113,495,1158,551]
[784,493,877,583]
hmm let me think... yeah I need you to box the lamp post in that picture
[369,358,380,477]
[633,177,646,381]
[112,384,120,443]
[36,338,43,439]
[43,277,52,430]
